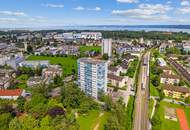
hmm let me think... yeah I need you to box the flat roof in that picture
[78,58,107,64]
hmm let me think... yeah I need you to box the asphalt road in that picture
[133,52,150,130]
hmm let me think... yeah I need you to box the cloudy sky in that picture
[1,0,190,27]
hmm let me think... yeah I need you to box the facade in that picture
[42,65,63,80]
[6,56,24,70]
[159,66,173,75]
[0,89,25,100]
[108,66,122,76]
[81,32,102,40]
[183,43,190,53]
[163,85,190,99]
[108,74,128,88]
[27,76,43,87]
[159,43,167,53]
[102,39,112,57]
[19,60,49,68]
[77,58,107,99]
[160,74,180,85]
[157,58,167,67]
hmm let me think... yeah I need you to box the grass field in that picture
[153,101,190,130]
[77,110,109,130]
[16,74,28,89]
[27,56,77,77]
[150,83,159,96]
[79,46,101,53]
[149,98,154,118]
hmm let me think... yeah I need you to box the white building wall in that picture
[102,39,112,57]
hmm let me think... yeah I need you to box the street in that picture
[133,51,150,130]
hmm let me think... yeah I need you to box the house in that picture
[159,66,173,75]
[183,43,190,53]
[42,65,63,80]
[0,89,25,100]
[27,76,43,87]
[19,60,49,68]
[164,107,177,121]
[81,32,102,40]
[108,74,128,88]
[160,73,180,85]
[108,66,122,76]
[0,77,11,89]
[159,43,167,53]
[6,56,24,70]
[157,58,167,67]
[163,84,190,99]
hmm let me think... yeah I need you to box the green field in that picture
[27,56,77,77]
[149,98,154,118]
[16,74,29,89]
[150,83,159,96]
[152,101,190,130]
[79,46,101,53]
[77,110,109,130]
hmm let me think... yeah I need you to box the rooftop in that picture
[0,89,23,96]
[108,74,124,81]
[78,58,107,64]
[161,73,180,79]
[163,84,190,93]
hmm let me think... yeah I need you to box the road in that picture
[133,51,150,130]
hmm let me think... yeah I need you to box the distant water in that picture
[2,25,190,33]
[62,25,190,33]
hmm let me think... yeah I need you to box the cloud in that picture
[178,7,190,14]
[112,4,172,16]
[74,6,85,11]
[0,18,18,22]
[88,7,101,11]
[181,1,190,6]
[0,11,26,16]
[112,4,172,21]
[166,1,172,4]
[116,0,138,3]
[42,3,64,8]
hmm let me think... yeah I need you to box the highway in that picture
[133,51,150,130]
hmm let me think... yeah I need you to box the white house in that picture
[108,74,128,88]
[157,58,167,67]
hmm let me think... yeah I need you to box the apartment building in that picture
[77,58,107,99]
[163,85,190,99]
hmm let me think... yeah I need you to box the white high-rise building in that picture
[102,39,112,57]
[77,58,107,99]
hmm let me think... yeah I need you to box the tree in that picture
[9,115,39,130]
[102,54,109,60]
[27,45,33,53]
[48,106,65,118]
[17,96,26,112]
[54,75,63,86]
[39,116,54,130]
[0,113,12,130]
[151,76,160,87]
[185,96,190,104]
[153,50,159,58]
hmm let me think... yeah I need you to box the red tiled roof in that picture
[0,89,23,96]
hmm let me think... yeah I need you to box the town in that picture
[0,30,190,130]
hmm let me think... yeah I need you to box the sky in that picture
[1,0,190,27]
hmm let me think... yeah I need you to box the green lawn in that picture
[27,56,77,77]
[77,110,109,130]
[152,101,190,130]
[149,98,154,118]
[16,74,29,89]
[79,46,101,53]
[126,59,139,78]
[150,83,159,96]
